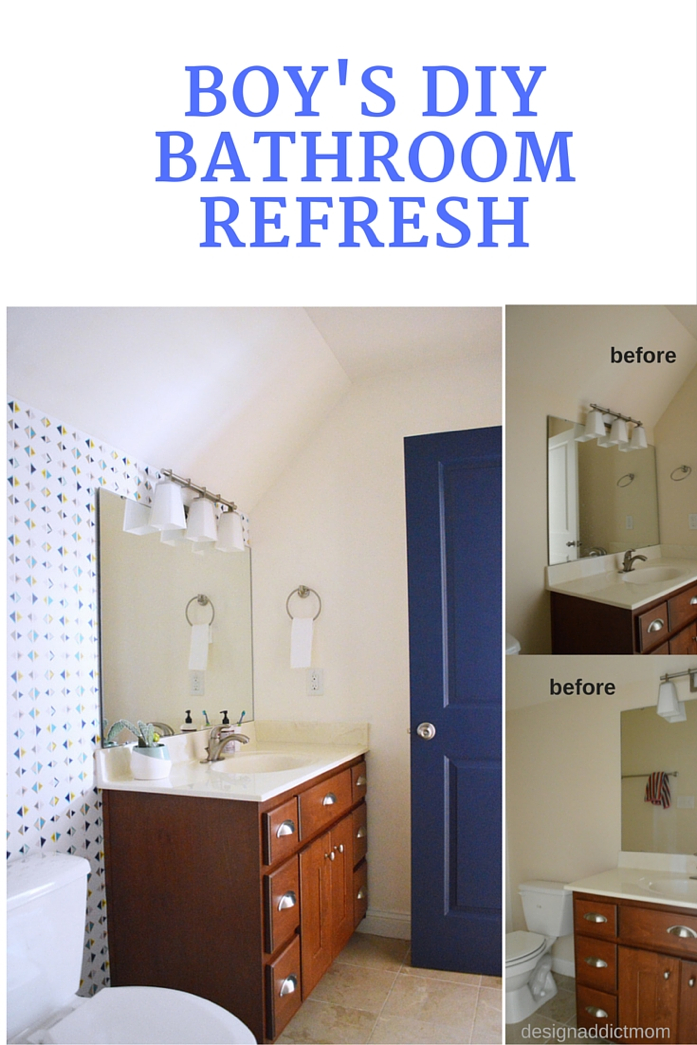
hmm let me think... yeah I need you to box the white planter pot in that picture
[130,745,172,780]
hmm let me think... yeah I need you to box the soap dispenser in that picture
[180,710,196,732]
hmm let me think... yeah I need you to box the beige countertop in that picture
[95,720,369,803]
[566,861,697,911]
[546,556,697,610]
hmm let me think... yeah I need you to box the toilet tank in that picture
[7,851,90,1041]
[519,880,573,936]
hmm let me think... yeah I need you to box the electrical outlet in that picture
[677,796,695,809]
[307,668,324,695]
[626,515,633,529]
[689,514,697,530]
[190,670,205,695]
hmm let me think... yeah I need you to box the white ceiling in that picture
[7,306,500,510]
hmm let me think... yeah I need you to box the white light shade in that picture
[607,418,629,446]
[216,511,245,552]
[186,497,218,542]
[629,425,648,450]
[656,680,686,721]
[150,480,187,531]
[575,408,607,442]
[123,498,156,535]
[160,527,188,546]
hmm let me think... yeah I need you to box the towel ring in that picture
[670,465,692,481]
[185,594,215,626]
[286,585,322,621]
[617,473,635,488]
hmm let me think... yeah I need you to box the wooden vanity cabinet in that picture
[573,892,697,1042]
[551,578,697,654]
[102,756,368,1044]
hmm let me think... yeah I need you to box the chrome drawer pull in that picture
[667,924,697,939]
[689,977,696,987]
[333,843,344,853]
[585,957,608,968]
[325,851,335,861]
[322,792,337,806]
[276,820,295,838]
[647,618,665,633]
[356,826,367,839]
[585,1006,608,1019]
[357,887,366,900]
[277,891,297,911]
[663,970,670,980]
[355,775,367,788]
[690,597,697,605]
[279,974,297,997]
[583,913,608,923]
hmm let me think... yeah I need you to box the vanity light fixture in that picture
[216,509,245,552]
[576,404,646,452]
[186,496,218,543]
[122,498,157,535]
[656,668,697,722]
[149,480,187,531]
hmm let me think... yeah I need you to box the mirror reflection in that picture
[621,701,697,855]
[547,415,660,565]
[97,489,254,741]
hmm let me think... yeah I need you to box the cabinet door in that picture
[330,814,355,959]
[299,831,333,998]
[678,960,697,1044]
[618,946,679,1042]
[669,621,697,655]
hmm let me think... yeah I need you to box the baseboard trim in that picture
[553,956,575,978]
[355,908,411,940]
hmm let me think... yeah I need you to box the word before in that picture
[550,679,616,695]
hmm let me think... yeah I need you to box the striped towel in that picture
[644,772,671,809]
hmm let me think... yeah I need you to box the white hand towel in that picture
[291,617,313,669]
[189,624,210,671]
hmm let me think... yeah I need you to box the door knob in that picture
[416,722,436,740]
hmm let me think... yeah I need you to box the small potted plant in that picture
[105,719,172,780]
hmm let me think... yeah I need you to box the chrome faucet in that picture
[620,549,648,573]
[201,726,250,763]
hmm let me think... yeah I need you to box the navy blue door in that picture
[404,427,501,975]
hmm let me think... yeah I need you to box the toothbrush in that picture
[202,710,210,727]
[237,710,246,727]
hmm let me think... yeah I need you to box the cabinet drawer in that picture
[265,934,302,1041]
[351,761,367,803]
[354,859,368,927]
[353,803,367,866]
[637,602,669,651]
[619,905,697,957]
[669,620,697,654]
[679,960,697,1044]
[575,935,617,992]
[264,856,300,955]
[574,897,617,939]
[263,796,299,867]
[667,583,697,632]
[300,768,352,839]
[576,984,616,1033]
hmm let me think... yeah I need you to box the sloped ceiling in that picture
[7,306,500,510]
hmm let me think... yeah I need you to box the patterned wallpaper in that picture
[7,397,159,993]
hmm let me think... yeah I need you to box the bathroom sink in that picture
[637,875,697,902]
[622,567,684,585]
[209,752,316,775]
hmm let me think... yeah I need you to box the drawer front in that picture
[648,640,670,655]
[637,602,669,651]
[669,620,697,655]
[264,856,300,955]
[300,768,352,840]
[574,897,617,939]
[353,803,367,866]
[619,905,697,957]
[667,583,697,633]
[265,934,302,1041]
[263,796,299,867]
[354,859,368,927]
[351,761,367,803]
[576,985,617,1033]
[575,935,617,992]
[678,960,697,1045]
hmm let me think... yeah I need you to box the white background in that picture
[3,0,696,306]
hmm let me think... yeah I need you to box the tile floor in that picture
[278,932,502,1045]
[505,974,578,1043]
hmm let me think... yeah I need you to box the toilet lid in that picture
[40,987,256,1044]
[505,930,546,967]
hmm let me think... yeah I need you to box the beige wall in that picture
[251,357,501,930]
[507,306,697,654]
[654,360,697,549]
[507,655,697,966]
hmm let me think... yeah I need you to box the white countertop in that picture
[566,855,697,910]
[95,720,369,803]
[546,555,697,610]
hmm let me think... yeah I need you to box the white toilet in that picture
[7,851,257,1044]
[505,880,573,1024]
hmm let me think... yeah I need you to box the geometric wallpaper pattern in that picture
[7,397,159,994]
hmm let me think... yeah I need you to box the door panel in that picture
[405,427,501,975]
